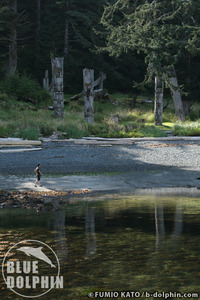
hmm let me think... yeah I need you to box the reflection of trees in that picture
[85,205,96,259]
[171,203,183,243]
[155,202,165,249]
[53,210,68,263]
[155,201,183,249]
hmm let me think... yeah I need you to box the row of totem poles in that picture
[43,57,106,124]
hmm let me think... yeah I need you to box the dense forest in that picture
[1,0,199,98]
[0,0,144,93]
[1,0,200,140]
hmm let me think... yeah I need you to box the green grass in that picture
[0,94,88,139]
[17,127,40,140]
[0,91,200,139]
[173,122,200,136]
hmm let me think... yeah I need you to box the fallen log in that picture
[0,148,42,153]
[70,92,83,101]
[73,140,134,145]
[51,138,134,145]
[0,140,42,146]
[0,145,32,148]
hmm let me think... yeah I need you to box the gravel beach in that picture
[0,139,200,191]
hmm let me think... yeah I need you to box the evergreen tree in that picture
[2,0,199,99]
[0,0,18,77]
[101,0,200,120]
[0,2,10,75]
[0,0,146,92]
[101,0,200,79]
[0,0,28,78]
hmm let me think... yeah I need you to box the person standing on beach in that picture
[34,164,43,187]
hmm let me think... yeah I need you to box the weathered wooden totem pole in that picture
[154,76,164,126]
[83,69,106,124]
[83,68,95,124]
[51,57,64,118]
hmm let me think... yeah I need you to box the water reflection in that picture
[52,210,68,263]
[0,191,200,299]
[171,203,183,242]
[155,201,183,249]
[155,201,165,248]
[85,205,96,259]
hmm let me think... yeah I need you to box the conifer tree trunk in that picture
[83,68,94,124]
[168,66,185,122]
[154,76,164,126]
[35,0,41,67]
[64,0,69,55]
[51,57,64,118]
[6,0,17,77]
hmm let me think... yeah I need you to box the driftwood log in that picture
[70,90,108,102]
[70,93,83,101]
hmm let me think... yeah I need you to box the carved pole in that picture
[168,66,185,122]
[154,76,164,126]
[51,57,64,118]
[83,68,94,124]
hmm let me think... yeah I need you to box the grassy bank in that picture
[0,91,200,140]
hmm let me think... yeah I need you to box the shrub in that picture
[174,123,200,136]
[0,93,16,110]
[57,124,68,132]
[0,93,14,102]
[88,123,109,136]
[17,127,40,140]
[65,124,87,139]
[189,108,200,121]
[67,101,83,112]
[139,126,167,137]
[0,75,52,104]
[39,124,54,137]
[0,126,11,137]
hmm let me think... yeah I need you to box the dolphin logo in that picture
[17,246,56,268]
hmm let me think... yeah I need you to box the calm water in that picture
[0,190,200,299]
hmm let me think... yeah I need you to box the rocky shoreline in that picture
[0,189,89,212]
